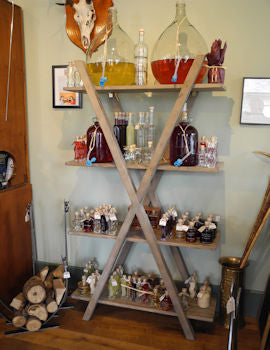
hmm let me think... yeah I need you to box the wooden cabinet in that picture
[0,0,32,303]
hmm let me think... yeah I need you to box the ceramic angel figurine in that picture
[121,274,127,298]
[185,272,198,299]
[95,269,100,281]
[90,273,97,295]
[136,277,143,301]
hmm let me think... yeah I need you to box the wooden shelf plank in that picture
[69,229,220,251]
[65,160,223,173]
[64,83,226,94]
[71,289,217,322]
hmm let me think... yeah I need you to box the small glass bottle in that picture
[120,112,127,153]
[186,221,197,243]
[84,213,94,232]
[205,136,218,168]
[66,61,74,87]
[159,215,168,241]
[72,211,81,232]
[134,28,148,86]
[176,218,187,239]
[126,113,135,147]
[200,221,213,244]
[170,103,198,166]
[100,213,109,234]
[113,112,122,150]
[135,112,145,149]
[79,208,85,223]
[94,209,101,233]
[198,144,206,167]
[109,209,118,236]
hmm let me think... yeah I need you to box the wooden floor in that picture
[0,300,261,350]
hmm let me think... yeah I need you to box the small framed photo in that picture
[240,77,270,125]
[52,65,82,108]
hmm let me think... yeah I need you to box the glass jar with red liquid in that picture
[86,117,113,163]
[151,1,208,84]
[73,136,87,161]
[170,103,198,166]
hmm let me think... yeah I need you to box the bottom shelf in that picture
[71,289,216,322]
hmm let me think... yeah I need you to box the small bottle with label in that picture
[200,221,213,244]
[159,214,168,241]
[94,209,101,233]
[134,28,148,86]
[109,208,118,236]
[113,112,122,150]
[186,221,197,243]
[181,214,189,225]
[100,212,109,234]
[73,211,81,232]
[84,213,94,232]
[199,144,206,167]
[176,219,188,239]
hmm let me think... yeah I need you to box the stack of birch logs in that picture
[10,265,66,332]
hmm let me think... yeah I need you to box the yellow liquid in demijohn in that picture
[87,62,135,86]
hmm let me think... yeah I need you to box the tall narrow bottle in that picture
[126,113,135,147]
[148,106,156,147]
[113,112,122,150]
[134,29,148,85]
[120,112,127,153]
[135,112,145,149]
[170,103,198,166]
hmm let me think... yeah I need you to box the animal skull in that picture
[70,0,96,50]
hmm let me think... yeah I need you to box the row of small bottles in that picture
[86,2,208,86]
[159,208,219,244]
[72,204,118,235]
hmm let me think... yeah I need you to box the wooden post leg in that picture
[169,246,189,281]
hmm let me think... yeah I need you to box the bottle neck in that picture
[128,115,134,125]
[175,3,187,22]
[109,7,118,26]
[139,31,144,43]
[179,111,189,123]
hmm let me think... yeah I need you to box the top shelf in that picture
[64,83,226,94]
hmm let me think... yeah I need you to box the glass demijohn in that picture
[86,7,135,86]
[151,1,208,84]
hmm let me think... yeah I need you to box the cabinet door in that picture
[0,1,29,186]
[0,184,33,303]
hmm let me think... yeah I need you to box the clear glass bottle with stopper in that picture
[134,28,148,85]
[151,0,208,84]
[126,113,135,147]
[135,112,146,149]
[86,7,135,86]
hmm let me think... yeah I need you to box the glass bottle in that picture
[72,211,81,232]
[86,7,135,86]
[135,112,145,149]
[109,209,118,236]
[113,112,122,150]
[205,136,218,168]
[121,112,127,152]
[79,208,85,223]
[66,61,75,87]
[94,209,101,233]
[175,218,187,239]
[84,213,94,232]
[143,141,154,164]
[87,117,113,163]
[147,106,156,148]
[170,103,198,166]
[100,213,109,234]
[200,221,213,244]
[186,221,197,243]
[134,28,148,85]
[151,1,208,84]
[126,113,135,147]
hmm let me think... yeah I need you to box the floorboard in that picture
[0,299,261,350]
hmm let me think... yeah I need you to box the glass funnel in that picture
[151,1,208,84]
[86,7,135,86]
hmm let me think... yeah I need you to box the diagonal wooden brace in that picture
[76,55,205,340]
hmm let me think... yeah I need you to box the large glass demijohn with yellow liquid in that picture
[86,7,135,86]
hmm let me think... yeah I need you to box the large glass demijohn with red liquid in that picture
[170,103,198,166]
[151,1,208,84]
[86,117,113,163]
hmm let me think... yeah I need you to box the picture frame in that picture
[240,77,270,125]
[52,65,82,108]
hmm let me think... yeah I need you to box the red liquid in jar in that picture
[170,122,198,166]
[151,58,208,84]
[87,122,113,163]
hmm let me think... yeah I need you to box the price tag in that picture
[112,279,117,287]
[25,212,30,222]
[172,209,178,218]
[159,294,165,302]
[159,218,167,226]
[226,296,235,317]
[86,276,92,284]
[198,225,206,233]
[176,224,188,232]
[110,214,117,221]
[64,271,71,279]
[209,223,216,229]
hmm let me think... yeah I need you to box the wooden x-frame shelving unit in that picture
[70,56,222,340]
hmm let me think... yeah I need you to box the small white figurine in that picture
[185,272,198,299]
[90,273,97,295]
[179,287,190,310]
[197,279,211,309]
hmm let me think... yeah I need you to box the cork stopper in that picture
[85,213,90,219]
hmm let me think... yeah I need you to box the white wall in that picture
[16,0,269,291]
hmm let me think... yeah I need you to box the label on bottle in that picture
[110,214,117,221]
[198,226,206,233]
[176,224,188,232]
[86,276,92,284]
[112,279,118,287]
[94,212,101,220]
[159,294,166,302]
[159,218,167,226]
[64,271,71,279]
[209,223,216,230]
[172,209,178,218]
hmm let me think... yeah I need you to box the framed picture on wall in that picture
[52,65,82,108]
[240,77,270,125]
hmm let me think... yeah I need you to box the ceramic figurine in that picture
[108,276,115,299]
[90,273,97,295]
[115,269,121,292]
[179,287,190,310]
[160,290,173,311]
[147,274,154,289]
[152,287,161,308]
[136,277,143,301]
[185,272,198,299]
[83,263,90,277]
[127,275,132,299]
[118,265,124,277]
[197,281,211,309]
[121,274,127,298]
[88,258,98,274]
[158,279,166,295]
[95,269,101,280]
[141,278,151,304]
